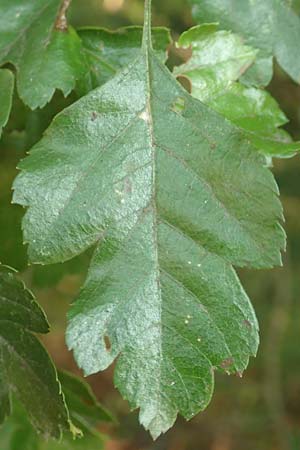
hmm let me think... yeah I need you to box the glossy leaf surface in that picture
[13,5,285,438]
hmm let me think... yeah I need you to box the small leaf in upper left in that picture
[0,0,87,109]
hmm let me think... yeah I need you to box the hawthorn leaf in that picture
[0,265,74,439]
[175,25,300,158]
[13,1,285,439]
[0,0,87,109]
[77,26,171,96]
[189,0,300,86]
[0,69,14,137]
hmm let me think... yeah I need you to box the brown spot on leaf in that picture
[176,75,192,94]
[124,178,132,194]
[91,111,98,121]
[243,319,252,329]
[220,357,234,370]
[171,96,186,114]
[104,335,111,351]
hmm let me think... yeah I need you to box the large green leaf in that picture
[77,26,171,96]
[0,265,73,439]
[175,25,300,158]
[0,0,87,109]
[0,371,112,450]
[13,0,284,438]
[189,0,300,86]
[0,70,14,136]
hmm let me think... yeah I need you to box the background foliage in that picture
[1,1,300,449]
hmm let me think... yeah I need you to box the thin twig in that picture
[55,0,72,31]
[142,0,153,50]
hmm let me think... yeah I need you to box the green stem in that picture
[142,0,152,50]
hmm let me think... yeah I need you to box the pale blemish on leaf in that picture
[171,96,186,113]
[139,110,150,122]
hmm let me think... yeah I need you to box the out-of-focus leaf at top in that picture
[175,24,257,101]
[77,26,171,96]
[189,0,300,86]
[0,0,87,109]
[0,265,74,439]
[0,70,14,136]
[175,25,300,158]
[13,2,285,439]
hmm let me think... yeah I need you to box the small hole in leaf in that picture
[104,335,111,351]
[243,319,252,329]
[91,111,98,121]
[176,75,192,94]
[171,96,186,114]
[220,357,234,370]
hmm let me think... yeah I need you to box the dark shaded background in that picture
[1,1,300,449]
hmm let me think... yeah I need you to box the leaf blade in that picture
[13,26,284,438]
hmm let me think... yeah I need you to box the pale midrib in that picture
[144,46,164,426]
